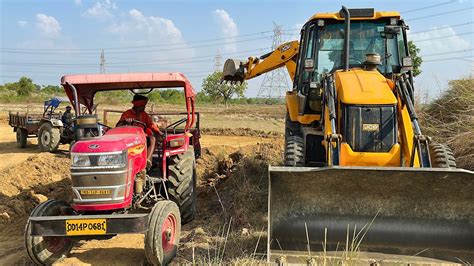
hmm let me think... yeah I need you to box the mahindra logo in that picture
[88,144,100,149]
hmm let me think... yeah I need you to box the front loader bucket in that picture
[222,59,245,84]
[268,166,474,263]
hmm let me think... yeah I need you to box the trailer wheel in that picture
[25,200,74,265]
[16,128,28,148]
[167,147,196,224]
[145,200,181,266]
[429,143,456,168]
[38,123,61,152]
[284,135,304,166]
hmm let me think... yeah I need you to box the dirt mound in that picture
[181,141,283,263]
[419,78,474,170]
[202,127,283,138]
[0,153,71,227]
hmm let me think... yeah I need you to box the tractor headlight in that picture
[97,152,126,167]
[71,154,91,167]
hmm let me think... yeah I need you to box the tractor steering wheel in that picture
[117,119,148,130]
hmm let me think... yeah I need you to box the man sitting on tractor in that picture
[117,94,163,167]
[61,106,74,126]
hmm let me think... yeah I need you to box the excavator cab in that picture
[222,6,474,263]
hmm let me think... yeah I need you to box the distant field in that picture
[0,103,286,134]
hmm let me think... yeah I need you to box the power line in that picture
[421,49,474,57]
[411,31,474,42]
[400,0,456,14]
[1,35,272,54]
[409,22,474,35]
[424,56,474,63]
[1,47,272,67]
[407,7,474,21]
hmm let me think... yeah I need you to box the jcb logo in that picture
[362,124,379,132]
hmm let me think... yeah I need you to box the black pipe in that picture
[66,82,80,116]
[270,214,474,252]
[341,6,351,71]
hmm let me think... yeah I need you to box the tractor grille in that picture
[342,105,397,152]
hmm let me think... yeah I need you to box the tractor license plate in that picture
[80,189,111,195]
[65,219,107,236]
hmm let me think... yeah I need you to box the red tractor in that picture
[24,73,200,265]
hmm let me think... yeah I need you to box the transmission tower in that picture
[257,22,289,98]
[100,49,106,74]
[214,49,222,72]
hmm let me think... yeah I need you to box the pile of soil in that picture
[0,153,71,228]
[0,141,283,264]
[179,141,283,263]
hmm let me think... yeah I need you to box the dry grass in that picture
[0,102,285,133]
[419,78,474,170]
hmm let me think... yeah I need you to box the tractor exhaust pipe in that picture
[341,6,350,71]
[66,82,80,116]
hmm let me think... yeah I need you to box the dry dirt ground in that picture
[0,105,466,265]
[0,119,283,265]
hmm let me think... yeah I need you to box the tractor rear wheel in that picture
[144,200,181,266]
[16,128,27,148]
[284,135,304,166]
[25,200,74,265]
[429,143,456,168]
[38,123,61,152]
[167,147,196,224]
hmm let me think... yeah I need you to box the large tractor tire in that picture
[16,128,27,148]
[429,143,456,168]
[167,147,196,224]
[144,200,181,266]
[38,123,61,152]
[25,200,74,265]
[284,135,304,166]
[285,112,300,138]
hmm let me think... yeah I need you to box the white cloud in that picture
[17,20,28,27]
[108,9,182,43]
[214,9,238,52]
[35,14,61,37]
[84,0,117,19]
[409,26,471,56]
[74,0,82,5]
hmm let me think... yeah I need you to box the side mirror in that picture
[381,25,400,39]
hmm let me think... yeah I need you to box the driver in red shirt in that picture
[117,94,163,168]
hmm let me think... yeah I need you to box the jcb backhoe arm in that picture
[222,41,299,84]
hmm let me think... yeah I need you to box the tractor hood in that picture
[71,127,146,153]
[335,69,397,105]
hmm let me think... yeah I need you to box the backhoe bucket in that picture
[222,59,245,84]
[268,166,474,263]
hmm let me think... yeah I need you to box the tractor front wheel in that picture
[144,200,181,265]
[16,128,27,148]
[24,200,75,265]
[38,123,61,152]
[167,147,196,224]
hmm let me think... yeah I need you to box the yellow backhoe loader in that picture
[222,7,474,263]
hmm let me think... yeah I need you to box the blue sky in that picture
[1,0,473,99]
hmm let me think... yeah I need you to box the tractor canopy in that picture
[44,97,70,108]
[61,72,196,129]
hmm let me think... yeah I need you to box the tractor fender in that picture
[48,119,64,127]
